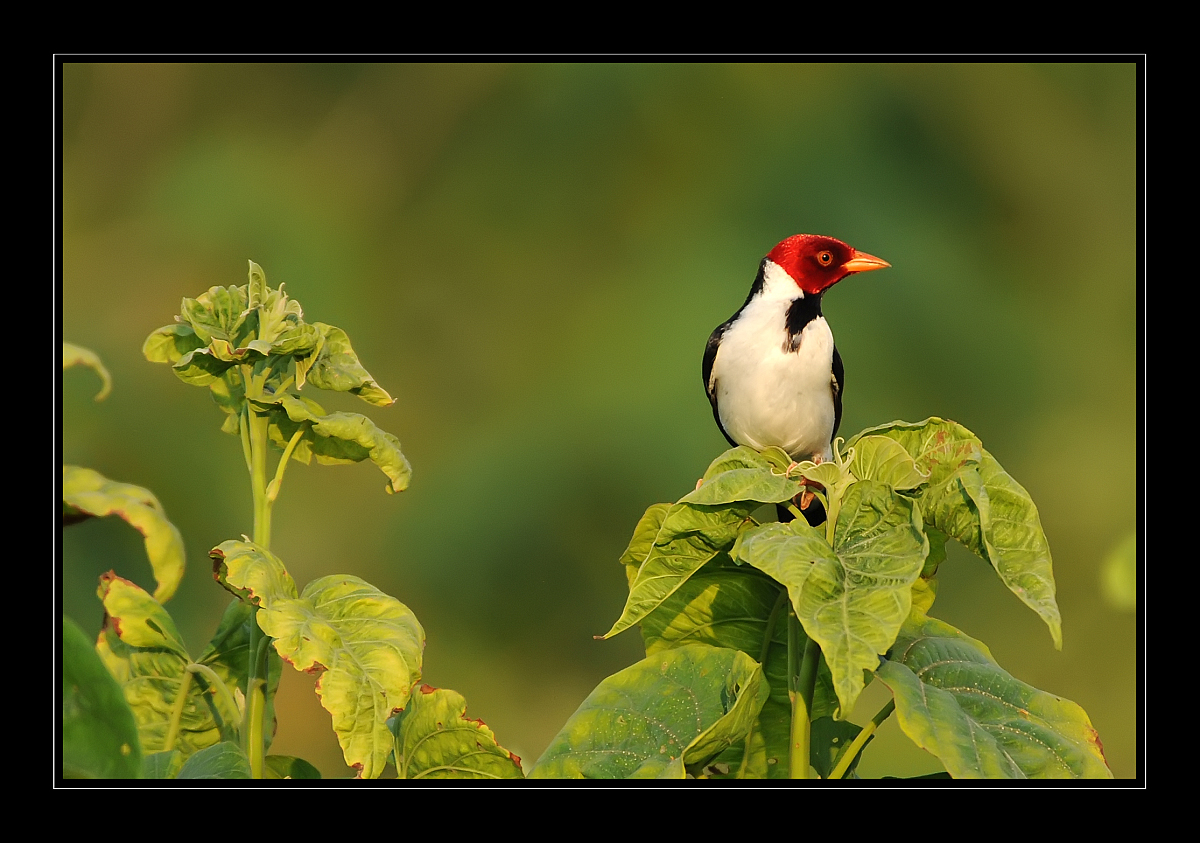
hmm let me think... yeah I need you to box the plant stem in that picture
[244,637,270,779]
[241,362,274,779]
[737,587,788,778]
[163,667,194,753]
[267,427,306,502]
[789,622,820,779]
[828,699,896,780]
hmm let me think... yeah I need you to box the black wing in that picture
[831,344,844,439]
[702,321,738,448]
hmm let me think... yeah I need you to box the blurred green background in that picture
[61,62,1138,779]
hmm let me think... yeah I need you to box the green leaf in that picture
[731,519,833,610]
[246,260,268,307]
[849,435,929,490]
[604,448,790,640]
[799,481,928,716]
[305,322,394,406]
[265,755,322,779]
[95,575,235,759]
[212,540,425,779]
[732,481,927,717]
[274,394,411,493]
[636,559,838,778]
[848,419,1061,649]
[389,686,524,779]
[63,342,113,400]
[177,741,252,779]
[877,613,1112,778]
[62,466,185,603]
[178,285,249,346]
[529,644,767,779]
[142,323,206,366]
[618,503,671,588]
[680,446,804,506]
[62,616,142,778]
[968,452,1061,648]
[170,346,239,386]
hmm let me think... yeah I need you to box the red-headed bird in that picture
[703,234,890,521]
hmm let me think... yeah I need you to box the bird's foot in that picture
[796,476,826,512]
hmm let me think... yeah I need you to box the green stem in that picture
[241,363,274,779]
[828,699,895,780]
[790,628,820,779]
[737,587,788,778]
[267,427,306,503]
[163,667,195,753]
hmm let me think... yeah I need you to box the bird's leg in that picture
[794,454,825,512]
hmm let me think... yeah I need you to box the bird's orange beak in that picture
[842,250,890,273]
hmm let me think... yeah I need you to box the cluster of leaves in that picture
[530,423,1111,779]
[142,263,409,494]
[62,264,523,780]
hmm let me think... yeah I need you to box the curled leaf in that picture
[63,342,113,400]
[63,465,185,603]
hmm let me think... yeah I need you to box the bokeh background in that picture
[61,62,1139,779]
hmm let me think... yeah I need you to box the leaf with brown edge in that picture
[63,466,185,603]
[212,540,425,779]
[95,575,238,760]
[389,686,523,779]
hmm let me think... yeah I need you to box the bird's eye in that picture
[817,251,833,266]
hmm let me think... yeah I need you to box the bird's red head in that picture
[767,234,890,295]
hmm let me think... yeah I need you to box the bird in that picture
[702,234,890,523]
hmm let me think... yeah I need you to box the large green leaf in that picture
[802,481,928,716]
[636,560,838,778]
[603,447,798,639]
[305,322,394,406]
[849,419,1061,649]
[212,540,425,779]
[732,481,927,717]
[62,465,185,603]
[95,575,238,759]
[63,616,142,778]
[529,644,767,778]
[389,686,523,779]
[877,614,1111,779]
[63,342,112,400]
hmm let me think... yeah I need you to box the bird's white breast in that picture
[711,266,836,462]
